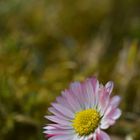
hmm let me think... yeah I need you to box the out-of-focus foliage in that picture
[0,0,140,140]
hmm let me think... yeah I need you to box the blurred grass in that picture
[0,0,140,140]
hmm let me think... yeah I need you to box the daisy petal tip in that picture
[105,81,114,95]
[114,109,122,120]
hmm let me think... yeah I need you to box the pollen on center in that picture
[72,109,100,136]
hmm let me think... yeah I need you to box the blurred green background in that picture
[0,0,140,140]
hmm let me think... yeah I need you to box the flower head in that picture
[44,77,121,140]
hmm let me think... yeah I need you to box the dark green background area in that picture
[0,0,140,140]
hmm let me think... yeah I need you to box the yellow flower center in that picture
[72,109,100,136]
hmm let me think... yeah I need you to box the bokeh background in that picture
[0,0,140,140]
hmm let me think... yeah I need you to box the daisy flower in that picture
[44,77,121,140]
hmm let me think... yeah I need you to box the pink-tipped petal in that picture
[110,95,121,108]
[48,134,74,140]
[100,107,121,129]
[45,115,72,125]
[103,97,121,121]
[56,96,72,110]
[94,129,111,140]
[51,103,74,118]
[90,77,99,107]
[46,129,74,135]
[46,124,72,130]
[105,81,114,95]
[48,107,72,120]
[62,90,82,112]
[100,118,115,129]
[81,81,94,109]
[98,86,110,115]
[108,108,122,120]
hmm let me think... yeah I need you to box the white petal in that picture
[48,107,71,120]
[45,115,72,125]
[49,134,74,140]
[46,124,72,130]
[70,82,87,109]
[46,129,74,135]
[62,90,82,112]
[52,103,74,118]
